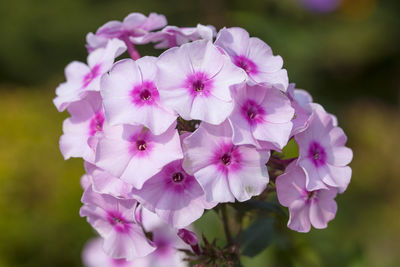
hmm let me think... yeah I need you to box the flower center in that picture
[172,172,184,183]
[140,89,151,101]
[308,141,327,167]
[89,112,105,136]
[193,80,204,92]
[221,154,231,165]
[241,99,265,125]
[247,108,257,120]
[113,217,123,224]
[233,55,258,75]
[137,140,147,151]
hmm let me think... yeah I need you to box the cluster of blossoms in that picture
[54,12,352,265]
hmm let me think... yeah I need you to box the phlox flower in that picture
[101,56,177,135]
[86,12,167,52]
[229,83,294,150]
[82,234,188,267]
[95,123,183,189]
[156,40,246,125]
[295,106,353,192]
[276,162,338,232]
[54,39,126,112]
[133,24,216,49]
[215,27,288,91]
[59,92,105,163]
[84,162,133,199]
[132,159,216,228]
[287,83,313,136]
[79,187,155,260]
[182,121,269,203]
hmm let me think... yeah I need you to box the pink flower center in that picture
[221,154,231,165]
[136,140,147,151]
[302,189,319,204]
[82,64,101,88]
[193,80,204,92]
[89,111,105,136]
[106,211,131,233]
[233,55,258,75]
[185,72,213,97]
[131,81,159,106]
[172,172,184,183]
[308,141,326,167]
[241,99,265,125]
[212,143,242,174]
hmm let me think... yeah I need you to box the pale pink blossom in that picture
[82,237,148,267]
[286,83,313,136]
[295,107,353,192]
[95,123,183,189]
[133,24,216,49]
[86,12,167,52]
[229,83,294,150]
[101,57,177,135]
[276,162,338,232]
[79,187,155,260]
[182,121,269,203]
[59,92,106,163]
[84,162,133,199]
[132,159,216,228]
[156,40,246,124]
[54,39,126,112]
[215,27,288,91]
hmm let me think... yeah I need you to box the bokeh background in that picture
[0,0,399,266]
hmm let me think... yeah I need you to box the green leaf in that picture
[240,217,275,257]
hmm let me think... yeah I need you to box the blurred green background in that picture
[0,0,399,266]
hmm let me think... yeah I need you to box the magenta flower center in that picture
[185,72,213,97]
[131,81,159,106]
[140,89,151,100]
[106,211,131,233]
[212,143,242,174]
[308,141,327,167]
[233,55,258,75]
[302,189,319,204]
[193,80,204,92]
[241,99,265,125]
[221,154,231,165]
[136,140,147,151]
[172,172,184,183]
[89,111,105,136]
[82,64,101,88]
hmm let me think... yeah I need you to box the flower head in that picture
[59,92,106,162]
[54,39,126,111]
[156,40,246,124]
[215,27,288,91]
[276,162,338,232]
[295,106,353,192]
[132,159,216,228]
[134,24,216,49]
[101,57,177,135]
[182,121,269,203]
[79,187,155,260]
[229,83,294,150]
[95,123,183,189]
[86,12,167,51]
[287,83,313,136]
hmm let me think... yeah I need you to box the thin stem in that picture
[122,36,141,60]
[220,204,233,246]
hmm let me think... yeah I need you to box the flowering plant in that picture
[54,12,352,266]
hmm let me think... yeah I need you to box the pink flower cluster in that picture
[54,12,352,264]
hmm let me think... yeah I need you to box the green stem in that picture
[220,204,233,245]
